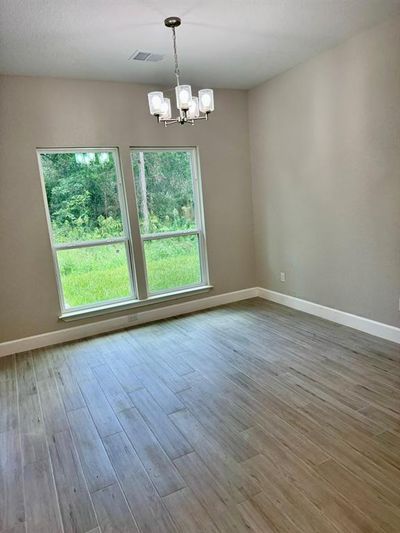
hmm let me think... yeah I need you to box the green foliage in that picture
[58,244,131,307]
[144,236,200,292]
[58,238,200,307]
[42,150,197,240]
[132,150,196,233]
[42,152,123,242]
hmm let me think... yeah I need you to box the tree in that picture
[41,149,196,241]
[131,150,195,233]
[138,151,150,233]
[41,152,123,241]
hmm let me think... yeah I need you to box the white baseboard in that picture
[0,287,258,357]
[1,285,398,357]
[257,288,400,344]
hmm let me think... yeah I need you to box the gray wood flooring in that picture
[1,298,400,532]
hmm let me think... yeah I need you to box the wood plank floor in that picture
[1,298,400,533]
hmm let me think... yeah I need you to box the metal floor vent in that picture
[129,50,164,62]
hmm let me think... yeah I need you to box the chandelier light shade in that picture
[160,97,172,120]
[187,96,200,119]
[175,84,192,110]
[147,16,215,126]
[148,91,164,115]
[199,88,214,113]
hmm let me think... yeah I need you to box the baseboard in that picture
[1,285,398,357]
[0,287,258,357]
[257,288,400,344]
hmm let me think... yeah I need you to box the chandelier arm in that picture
[157,111,210,126]
[161,112,210,125]
[157,117,180,126]
[193,114,209,121]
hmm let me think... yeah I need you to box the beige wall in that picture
[0,76,255,342]
[2,14,400,344]
[249,16,400,327]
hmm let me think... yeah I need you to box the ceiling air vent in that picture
[129,50,164,62]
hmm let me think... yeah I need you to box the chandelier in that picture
[147,16,214,126]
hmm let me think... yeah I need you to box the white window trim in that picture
[131,146,210,297]
[37,147,136,314]
[37,145,210,319]
[141,229,199,240]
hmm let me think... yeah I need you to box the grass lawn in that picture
[58,237,201,308]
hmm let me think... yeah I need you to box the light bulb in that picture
[187,97,199,119]
[175,85,192,110]
[160,98,172,120]
[201,94,211,107]
[180,89,190,103]
[151,95,162,110]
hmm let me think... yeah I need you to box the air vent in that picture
[129,50,164,62]
[146,53,164,62]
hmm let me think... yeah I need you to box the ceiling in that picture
[1,0,400,89]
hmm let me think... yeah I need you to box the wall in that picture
[0,76,255,342]
[249,16,400,327]
[2,13,400,344]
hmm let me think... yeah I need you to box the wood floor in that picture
[1,298,400,533]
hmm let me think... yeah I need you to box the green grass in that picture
[58,237,201,308]
[144,237,200,293]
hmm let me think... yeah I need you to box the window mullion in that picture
[192,147,210,286]
[118,146,148,300]
[112,149,141,301]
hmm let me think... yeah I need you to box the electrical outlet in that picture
[280,272,286,282]
[127,314,138,323]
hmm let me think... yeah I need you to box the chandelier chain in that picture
[172,27,181,86]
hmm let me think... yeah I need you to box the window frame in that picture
[131,146,209,297]
[37,147,137,314]
[37,145,211,319]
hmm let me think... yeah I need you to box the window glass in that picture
[39,147,208,314]
[39,149,134,312]
[57,244,132,308]
[143,235,201,293]
[131,150,196,234]
[41,151,124,244]
[132,148,206,295]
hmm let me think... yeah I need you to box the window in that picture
[38,146,209,316]
[38,149,135,312]
[131,148,208,294]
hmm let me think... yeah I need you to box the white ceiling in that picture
[1,0,400,89]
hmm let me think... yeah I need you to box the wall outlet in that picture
[127,314,138,323]
[280,272,286,282]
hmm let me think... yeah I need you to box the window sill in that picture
[59,285,214,322]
